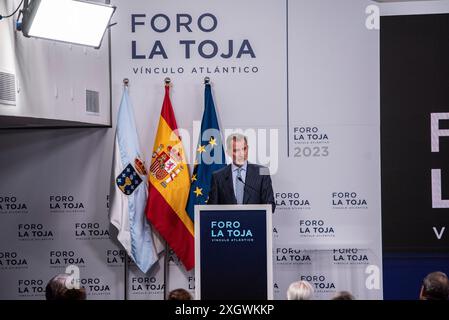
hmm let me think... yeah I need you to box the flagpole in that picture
[164,77,171,87]
[123,77,129,301]
[163,241,169,300]
[162,77,171,300]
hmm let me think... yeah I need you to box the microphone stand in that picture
[237,176,275,213]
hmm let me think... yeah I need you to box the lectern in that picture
[194,204,273,300]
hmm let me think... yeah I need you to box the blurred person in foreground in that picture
[45,273,86,300]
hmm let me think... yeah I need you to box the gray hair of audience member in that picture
[420,271,449,300]
[332,291,355,300]
[45,273,86,300]
[226,133,248,152]
[286,280,314,300]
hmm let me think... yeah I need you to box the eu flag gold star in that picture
[197,144,206,153]
[191,174,197,182]
[194,186,203,197]
[209,137,217,147]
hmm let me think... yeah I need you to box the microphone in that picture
[237,176,258,194]
[238,176,275,213]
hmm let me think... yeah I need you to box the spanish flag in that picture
[146,84,194,271]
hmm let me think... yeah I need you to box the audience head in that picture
[45,273,86,300]
[168,288,193,300]
[332,291,355,300]
[286,280,314,300]
[419,271,449,300]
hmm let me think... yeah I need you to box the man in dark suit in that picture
[207,133,275,212]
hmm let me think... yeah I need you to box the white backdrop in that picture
[0,0,382,300]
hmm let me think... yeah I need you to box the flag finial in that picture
[204,77,210,85]
[123,78,129,87]
[164,77,171,87]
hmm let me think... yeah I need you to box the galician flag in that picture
[145,84,194,271]
[109,86,158,273]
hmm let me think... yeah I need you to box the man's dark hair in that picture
[332,291,355,300]
[168,288,192,300]
[45,274,86,300]
[421,271,449,300]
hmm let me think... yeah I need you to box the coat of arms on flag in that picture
[109,86,159,274]
[145,83,194,271]
[116,162,143,195]
[150,143,186,188]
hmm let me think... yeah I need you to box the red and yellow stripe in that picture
[146,86,194,270]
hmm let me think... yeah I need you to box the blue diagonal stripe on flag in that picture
[109,87,158,273]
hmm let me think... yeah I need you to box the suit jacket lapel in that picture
[243,163,254,204]
[224,165,237,204]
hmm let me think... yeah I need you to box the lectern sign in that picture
[195,205,273,300]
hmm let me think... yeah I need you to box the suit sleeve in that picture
[207,173,218,205]
[261,172,276,213]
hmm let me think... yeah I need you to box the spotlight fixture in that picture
[22,0,115,48]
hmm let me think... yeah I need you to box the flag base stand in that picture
[163,241,169,300]
[124,253,129,300]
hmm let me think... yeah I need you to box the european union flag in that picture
[186,82,226,220]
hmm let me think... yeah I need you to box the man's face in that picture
[229,139,248,166]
